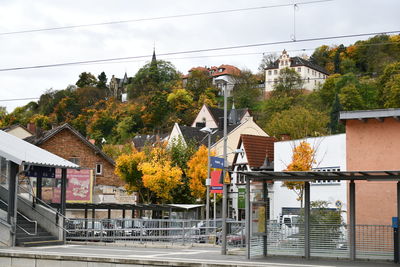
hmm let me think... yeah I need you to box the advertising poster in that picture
[52,169,93,203]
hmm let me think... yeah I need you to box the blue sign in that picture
[393,217,398,228]
[210,157,224,169]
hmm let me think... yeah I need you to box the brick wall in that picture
[38,129,124,187]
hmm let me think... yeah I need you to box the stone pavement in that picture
[0,243,397,267]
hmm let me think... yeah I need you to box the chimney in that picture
[27,123,36,134]
[218,117,224,131]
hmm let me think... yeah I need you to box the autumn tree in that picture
[187,145,209,201]
[114,150,148,201]
[283,141,316,207]
[272,67,304,98]
[138,145,182,203]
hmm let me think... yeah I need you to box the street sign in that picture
[210,157,224,169]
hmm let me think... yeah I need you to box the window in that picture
[297,67,301,72]
[274,70,278,75]
[218,68,223,73]
[311,167,341,184]
[307,78,310,83]
[268,70,272,75]
[307,68,310,74]
[96,163,103,175]
[68,157,80,165]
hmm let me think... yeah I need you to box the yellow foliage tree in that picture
[283,141,316,207]
[187,145,210,200]
[138,145,182,203]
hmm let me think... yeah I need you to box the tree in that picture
[283,141,316,207]
[114,150,149,202]
[338,84,364,111]
[138,145,182,203]
[168,137,198,203]
[265,106,329,140]
[97,72,108,90]
[272,67,304,97]
[185,69,214,102]
[187,145,209,201]
[258,53,278,80]
[382,74,400,108]
[328,94,344,134]
[76,72,98,88]
[127,60,180,99]
[167,87,195,125]
[232,69,262,109]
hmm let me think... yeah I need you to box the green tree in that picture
[97,71,108,89]
[76,72,98,88]
[328,94,344,134]
[382,74,400,108]
[232,69,262,109]
[338,84,364,111]
[272,67,304,97]
[168,137,197,203]
[185,69,214,102]
[265,106,329,139]
[127,60,180,99]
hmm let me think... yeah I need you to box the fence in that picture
[66,219,394,261]
[250,222,394,261]
[66,218,223,245]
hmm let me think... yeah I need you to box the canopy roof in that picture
[0,130,79,169]
[237,170,400,181]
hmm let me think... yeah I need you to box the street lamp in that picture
[200,126,214,233]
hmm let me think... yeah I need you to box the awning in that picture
[0,130,79,169]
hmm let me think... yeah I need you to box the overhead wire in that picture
[0,30,399,72]
[0,0,333,36]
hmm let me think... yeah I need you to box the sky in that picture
[0,0,399,112]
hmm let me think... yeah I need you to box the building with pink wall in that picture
[340,109,400,225]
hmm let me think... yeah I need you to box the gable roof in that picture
[24,123,115,166]
[233,134,276,169]
[132,134,169,149]
[1,124,33,135]
[206,105,249,127]
[265,56,329,75]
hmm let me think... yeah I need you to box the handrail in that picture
[0,199,37,235]
[16,185,71,233]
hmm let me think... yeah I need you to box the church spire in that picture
[151,47,157,66]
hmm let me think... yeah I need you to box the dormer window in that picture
[218,68,224,73]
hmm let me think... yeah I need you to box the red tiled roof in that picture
[240,134,276,168]
[183,64,241,79]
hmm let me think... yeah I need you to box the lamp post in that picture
[221,82,228,255]
[200,127,213,232]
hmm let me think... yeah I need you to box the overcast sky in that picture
[0,0,399,112]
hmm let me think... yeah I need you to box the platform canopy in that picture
[0,130,79,169]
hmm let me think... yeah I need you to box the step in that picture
[18,240,64,247]
[17,231,51,238]
[17,235,58,243]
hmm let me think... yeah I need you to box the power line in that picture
[0,30,399,72]
[0,0,332,36]
[0,97,39,102]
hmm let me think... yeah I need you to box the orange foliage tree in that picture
[283,141,316,207]
[138,145,182,203]
[187,145,215,201]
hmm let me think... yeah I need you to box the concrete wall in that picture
[0,221,12,246]
[346,118,400,225]
[273,134,347,222]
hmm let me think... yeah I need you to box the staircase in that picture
[0,200,63,247]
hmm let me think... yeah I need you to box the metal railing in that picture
[249,222,394,261]
[0,198,37,236]
[66,218,223,244]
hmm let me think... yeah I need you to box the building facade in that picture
[340,109,400,225]
[273,134,347,222]
[265,50,329,92]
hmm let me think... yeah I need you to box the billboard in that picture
[52,169,93,203]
